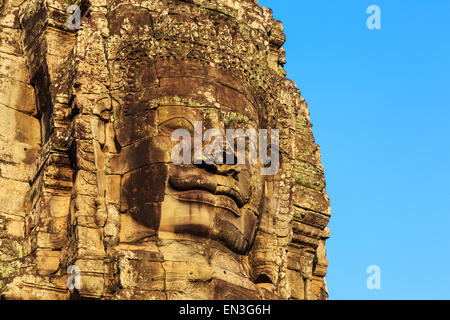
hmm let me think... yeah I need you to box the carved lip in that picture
[169,166,248,217]
[170,189,242,217]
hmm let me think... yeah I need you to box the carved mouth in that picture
[170,189,241,217]
[169,166,249,217]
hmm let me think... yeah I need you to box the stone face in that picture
[0,0,331,300]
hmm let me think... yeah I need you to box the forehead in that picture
[121,58,261,124]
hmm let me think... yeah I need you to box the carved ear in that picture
[248,195,280,292]
[249,233,280,286]
[31,64,52,142]
[246,172,279,293]
[254,273,276,293]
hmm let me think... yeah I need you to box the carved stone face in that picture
[113,58,265,254]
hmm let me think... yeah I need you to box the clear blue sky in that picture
[260,0,450,300]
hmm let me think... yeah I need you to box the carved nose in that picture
[195,160,240,180]
[170,166,249,207]
[193,142,250,199]
[195,151,240,176]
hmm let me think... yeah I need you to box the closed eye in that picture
[159,117,194,136]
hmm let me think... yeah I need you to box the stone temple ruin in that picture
[0,0,331,300]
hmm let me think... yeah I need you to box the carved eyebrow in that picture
[158,117,195,134]
[159,117,194,127]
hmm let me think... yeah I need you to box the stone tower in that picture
[0,0,331,300]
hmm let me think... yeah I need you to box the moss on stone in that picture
[0,260,21,279]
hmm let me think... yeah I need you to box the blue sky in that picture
[259,0,450,299]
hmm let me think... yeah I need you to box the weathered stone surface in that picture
[0,177,29,216]
[0,104,40,165]
[36,249,60,276]
[0,0,331,300]
[109,137,172,175]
